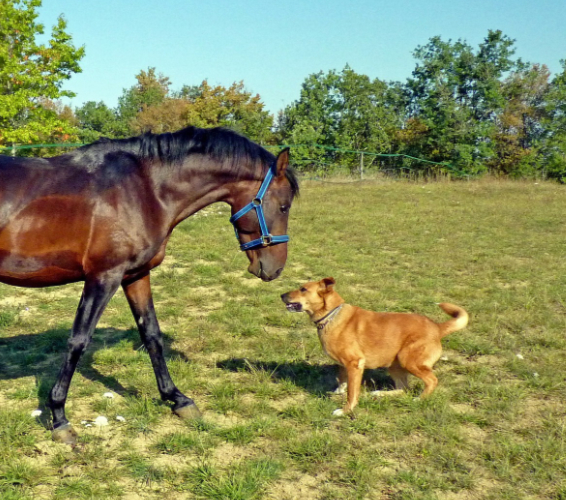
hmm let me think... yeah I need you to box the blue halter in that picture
[229,162,289,251]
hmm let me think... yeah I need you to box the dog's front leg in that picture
[333,359,365,416]
[334,365,348,394]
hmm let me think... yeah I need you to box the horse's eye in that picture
[280,205,289,214]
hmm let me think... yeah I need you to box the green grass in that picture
[186,458,283,500]
[1,177,566,499]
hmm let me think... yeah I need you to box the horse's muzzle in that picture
[248,260,283,282]
[260,266,283,282]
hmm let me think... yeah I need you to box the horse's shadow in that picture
[0,326,188,425]
[216,358,395,396]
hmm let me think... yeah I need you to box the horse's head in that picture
[230,149,297,282]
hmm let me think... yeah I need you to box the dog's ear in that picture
[319,277,335,293]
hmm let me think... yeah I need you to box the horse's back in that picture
[0,154,92,221]
[0,154,51,169]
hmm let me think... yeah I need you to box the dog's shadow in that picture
[0,326,189,426]
[216,358,395,396]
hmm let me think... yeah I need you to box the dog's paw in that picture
[334,383,347,395]
[370,390,385,397]
[332,408,345,417]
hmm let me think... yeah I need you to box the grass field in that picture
[1,177,566,500]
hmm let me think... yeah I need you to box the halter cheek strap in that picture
[229,163,290,251]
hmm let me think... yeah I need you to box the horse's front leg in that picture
[122,273,201,419]
[49,273,123,445]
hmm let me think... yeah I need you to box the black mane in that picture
[73,126,299,196]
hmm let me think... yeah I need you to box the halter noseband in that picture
[229,162,289,251]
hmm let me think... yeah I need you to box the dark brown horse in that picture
[0,126,298,444]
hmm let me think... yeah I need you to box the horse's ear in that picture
[319,277,336,293]
[275,148,289,177]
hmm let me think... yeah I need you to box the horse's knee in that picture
[48,385,67,407]
[142,330,164,353]
[68,333,90,354]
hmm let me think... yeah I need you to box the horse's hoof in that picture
[173,403,202,420]
[52,423,78,446]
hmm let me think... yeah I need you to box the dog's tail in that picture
[437,303,468,338]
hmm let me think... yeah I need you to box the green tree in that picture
[75,101,120,142]
[280,70,339,148]
[181,80,273,144]
[403,30,519,175]
[279,66,395,172]
[541,60,566,181]
[115,67,170,136]
[490,64,550,176]
[126,76,274,144]
[334,66,393,154]
[0,0,84,146]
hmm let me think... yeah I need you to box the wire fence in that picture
[0,142,471,179]
[264,144,471,179]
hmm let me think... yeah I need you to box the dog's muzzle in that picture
[281,293,302,312]
[285,303,302,312]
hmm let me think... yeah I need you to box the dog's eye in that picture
[280,205,289,214]
[300,287,307,292]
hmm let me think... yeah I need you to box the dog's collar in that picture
[314,304,344,331]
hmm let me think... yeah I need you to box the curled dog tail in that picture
[437,303,468,338]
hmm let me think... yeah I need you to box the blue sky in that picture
[39,0,566,115]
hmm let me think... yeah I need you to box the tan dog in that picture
[281,278,468,416]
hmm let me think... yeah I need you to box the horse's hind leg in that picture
[122,273,201,419]
[49,273,122,445]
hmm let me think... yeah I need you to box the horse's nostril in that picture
[259,265,284,282]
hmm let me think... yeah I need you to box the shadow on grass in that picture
[0,326,190,426]
[216,358,395,396]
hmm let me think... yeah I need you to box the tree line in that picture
[1,0,565,180]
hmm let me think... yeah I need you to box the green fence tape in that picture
[265,143,469,177]
[1,141,470,177]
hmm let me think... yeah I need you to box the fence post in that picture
[359,152,364,180]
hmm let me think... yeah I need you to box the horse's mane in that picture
[72,126,299,196]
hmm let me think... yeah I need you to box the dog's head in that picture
[281,277,336,315]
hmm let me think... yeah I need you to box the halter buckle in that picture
[261,234,273,246]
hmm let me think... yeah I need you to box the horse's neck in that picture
[157,157,257,227]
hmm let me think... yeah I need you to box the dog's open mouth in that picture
[285,302,302,312]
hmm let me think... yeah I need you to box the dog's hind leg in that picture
[370,362,407,397]
[389,361,410,390]
[405,363,438,397]
[334,365,348,394]
[370,360,407,397]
